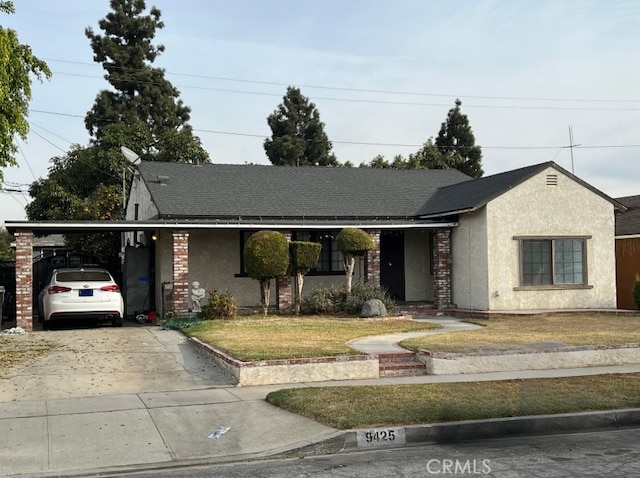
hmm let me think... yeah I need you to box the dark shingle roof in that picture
[136,162,472,220]
[419,161,624,218]
[615,195,640,236]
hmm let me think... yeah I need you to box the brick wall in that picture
[365,230,381,287]
[433,228,452,309]
[276,231,292,313]
[172,231,189,316]
[15,231,33,331]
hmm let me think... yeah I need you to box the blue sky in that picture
[2,0,640,224]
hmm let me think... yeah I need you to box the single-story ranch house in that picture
[6,160,625,331]
[614,194,640,309]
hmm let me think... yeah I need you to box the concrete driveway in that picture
[0,322,235,402]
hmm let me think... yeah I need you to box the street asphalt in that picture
[0,319,639,477]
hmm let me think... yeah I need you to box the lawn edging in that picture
[337,408,640,451]
[189,337,379,386]
[417,343,640,374]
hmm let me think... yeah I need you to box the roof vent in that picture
[157,175,169,185]
[546,174,558,186]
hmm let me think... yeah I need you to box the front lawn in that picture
[266,374,640,429]
[183,316,441,361]
[401,314,640,353]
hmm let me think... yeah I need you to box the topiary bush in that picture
[203,290,237,320]
[336,228,374,293]
[341,282,395,315]
[290,241,322,315]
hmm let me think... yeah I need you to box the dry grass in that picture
[401,314,640,353]
[267,374,640,429]
[0,335,59,377]
[183,316,440,361]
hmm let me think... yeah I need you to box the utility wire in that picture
[44,57,640,104]
[50,71,640,112]
[27,109,640,151]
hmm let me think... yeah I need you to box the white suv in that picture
[38,268,125,329]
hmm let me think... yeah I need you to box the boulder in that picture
[360,299,387,318]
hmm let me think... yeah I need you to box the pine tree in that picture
[435,99,483,178]
[84,0,191,142]
[264,87,338,166]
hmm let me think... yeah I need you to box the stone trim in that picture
[172,230,189,316]
[15,231,33,331]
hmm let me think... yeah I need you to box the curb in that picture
[339,408,640,451]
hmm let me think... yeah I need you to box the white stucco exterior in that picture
[452,166,617,310]
[404,229,434,302]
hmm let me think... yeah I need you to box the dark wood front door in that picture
[380,230,405,301]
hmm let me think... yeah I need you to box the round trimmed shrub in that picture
[336,228,374,256]
[244,230,289,280]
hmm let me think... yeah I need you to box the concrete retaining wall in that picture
[190,337,380,386]
[419,344,640,375]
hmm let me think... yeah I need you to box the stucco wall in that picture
[404,229,433,301]
[126,176,158,220]
[484,167,616,310]
[452,209,489,309]
[154,229,367,311]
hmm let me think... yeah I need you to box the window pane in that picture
[554,239,584,284]
[522,240,552,285]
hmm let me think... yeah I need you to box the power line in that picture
[27,108,640,151]
[44,57,640,104]
[51,71,640,112]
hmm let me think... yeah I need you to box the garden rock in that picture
[360,299,387,318]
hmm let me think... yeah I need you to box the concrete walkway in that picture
[349,316,481,354]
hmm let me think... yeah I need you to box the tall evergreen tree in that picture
[264,87,337,166]
[84,0,191,144]
[435,99,483,178]
[0,1,50,180]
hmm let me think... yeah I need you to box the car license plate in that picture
[79,289,93,297]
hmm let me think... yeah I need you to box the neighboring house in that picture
[614,195,640,310]
[124,160,623,314]
[9,234,67,260]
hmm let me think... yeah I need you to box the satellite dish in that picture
[120,146,141,165]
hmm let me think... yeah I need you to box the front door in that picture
[380,230,405,301]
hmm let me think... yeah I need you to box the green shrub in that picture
[204,290,238,320]
[633,275,640,310]
[341,282,395,315]
[301,284,346,315]
[336,228,374,255]
[301,282,395,315]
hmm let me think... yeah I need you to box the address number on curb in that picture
[356,427,406,448]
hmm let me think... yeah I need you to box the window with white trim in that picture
[519,237,587,286]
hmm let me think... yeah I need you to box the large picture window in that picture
[519,237,588,287]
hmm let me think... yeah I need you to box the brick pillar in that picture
[172,230,189,317]
[365,230,381,287]
[433,228,452,309]
[276,231,292,314]
[15,231,33,331]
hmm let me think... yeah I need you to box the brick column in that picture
[365,230,381,287]
[172,230,189,317]
[433,228,452,309]
[276,231,292,314]
[15,231,33,331]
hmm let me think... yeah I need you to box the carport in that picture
[4,220,193,332]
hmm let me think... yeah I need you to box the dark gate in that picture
[0,261,16,322]
[380,230,405,301]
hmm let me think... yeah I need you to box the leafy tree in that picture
[336,228,374,294]
[264,86,338,166]
[0,227,15,261]
[289,241,321,315]
[0,1,51,180]
[244,231,290,315]
[435,99,483,178]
